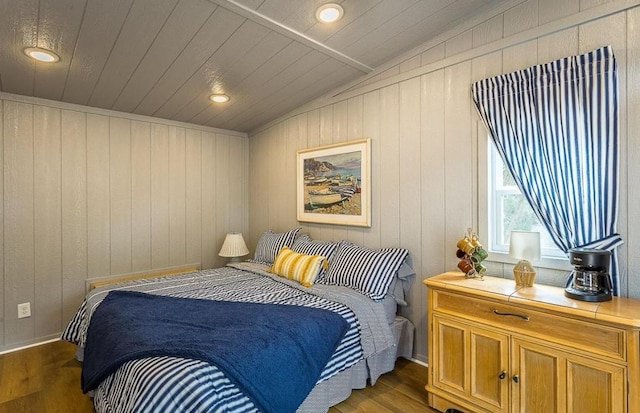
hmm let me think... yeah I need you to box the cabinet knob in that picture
[513,374,519,383]
[498,370,507,380]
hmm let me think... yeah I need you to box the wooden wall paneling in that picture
[333,100,349,145]
[421,43,446,66]
[131,121,152,272]
[294,113,310,235]
[200,131,217,269]
[580,0,612,12]
[35,0,87,101]
[168,127,187,266]
[33,105,62,337]
[111,0,217,113]
[399,55,422,74]
[285,118,299,231]
[150,124,170,269]
[472,14,504,48]
[503,40,538,73]
[4,101,35,344]
[317,106,335,241]
[332,100,349,242]
[398,77,422,344]
[86,114,110,278]
[362,90,381,249]
[273,123,288,230]
[153,20,270,121]
[445,30,473,58]
[241,135,250,235]
[378,84,401,248]
[109,117,133,275]
[129,7,244,116]
[215,134,231,267]
[185,129,202,266]
[346,95,365,246]
[263,124,279,232]
[184,30,291,126]
[420,70,446,361]
[62,0,135,105]
[248,131,268,250]
[443,61,473,272]
[0,0,38,96]
[228,134,247,233]
[537,27,579,64]
[627,7,640,297]
[539,0,579,25]
[0,100,4,346]
[239,61,358,134]
[503,0,539,37]
[420,70,447,278]
[61,109,87,324]
[304,110,320,239]
[88,0,179,109]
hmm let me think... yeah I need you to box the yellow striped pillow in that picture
[270,246,328,287]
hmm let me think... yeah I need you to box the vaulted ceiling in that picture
[0,0,503,133]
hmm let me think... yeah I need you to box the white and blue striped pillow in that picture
[251,228,301,264]
[319,241,409,301]
[291,234,338,260]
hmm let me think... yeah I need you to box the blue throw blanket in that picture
[82,290,349,413]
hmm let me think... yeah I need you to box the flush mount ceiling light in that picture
[24,47,60,63]
[316,3,344,23]
[209,94,230,103]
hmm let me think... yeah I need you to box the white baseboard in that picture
[0,337,60,356]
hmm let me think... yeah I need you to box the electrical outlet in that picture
[18,302,31,319]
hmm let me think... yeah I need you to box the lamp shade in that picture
[509,231,541,261]
[219,232,249,257]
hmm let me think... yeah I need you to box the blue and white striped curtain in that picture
[471,46,623,294]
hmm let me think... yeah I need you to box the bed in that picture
[62,230,415,413]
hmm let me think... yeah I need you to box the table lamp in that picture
[219,232,249,262]
[509,231,541,287]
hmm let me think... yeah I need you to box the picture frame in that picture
[296,139,371,227]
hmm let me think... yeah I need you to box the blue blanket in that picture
[82,290,349,413]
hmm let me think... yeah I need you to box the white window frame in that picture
[478,122,570,271]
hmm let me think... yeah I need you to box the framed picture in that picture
[296,139,371,227]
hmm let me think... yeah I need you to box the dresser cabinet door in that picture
[512,338,626,413]
[433,315,509,412]
[566,357,626,413]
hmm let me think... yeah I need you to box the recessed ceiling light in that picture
[24,47,60,63]
[209,94,230,103]
[316,3,344,23]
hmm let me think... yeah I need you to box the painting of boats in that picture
[308,178,358,208]
[296,139,371,227]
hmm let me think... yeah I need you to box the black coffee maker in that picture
[564,248,612,302]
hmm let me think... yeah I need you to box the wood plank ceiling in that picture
[0,0,503,133]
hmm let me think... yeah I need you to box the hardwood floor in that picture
[0,340,438,413]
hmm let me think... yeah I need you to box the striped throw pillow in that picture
[251,228,301,264]
[270,247,328,287]
[291,234,338,259]
[320,241,409,301]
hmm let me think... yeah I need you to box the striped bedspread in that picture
[62,263,395,413]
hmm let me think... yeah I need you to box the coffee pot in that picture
[564,248,612,302]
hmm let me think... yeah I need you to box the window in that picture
[487,143,565,259]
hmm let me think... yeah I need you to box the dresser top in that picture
[424,271,640,328]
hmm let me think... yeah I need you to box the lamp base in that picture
[513,259,536,287]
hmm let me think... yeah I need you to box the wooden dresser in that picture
[423,272,640,413]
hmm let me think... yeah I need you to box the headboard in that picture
[86,264,200,291]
